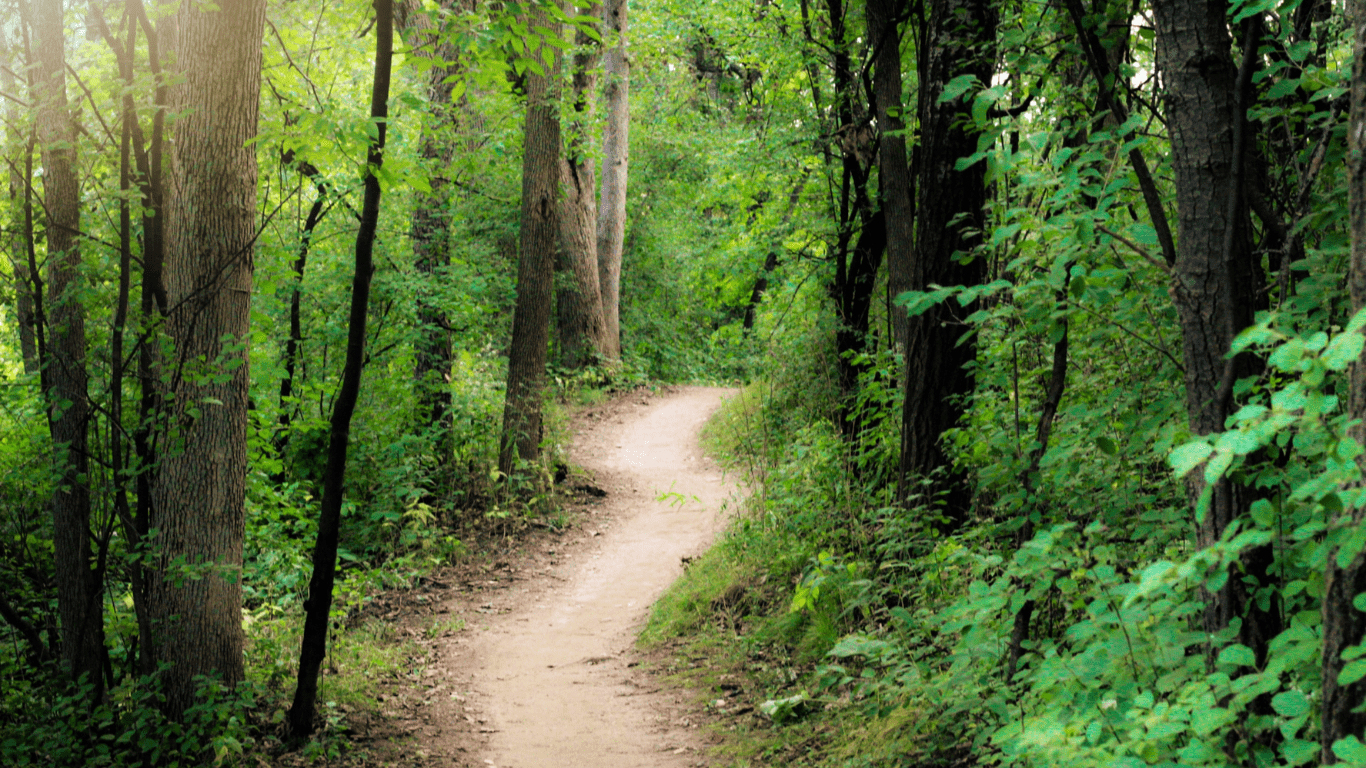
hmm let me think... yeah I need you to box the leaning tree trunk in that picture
[898,0,996,528]
[556,4,609,370]
[148,0,266,718]
[289,0,392,735]
[34,0,101,697]
[1326,0,1366,759]
[596,0,629,361]
[499,7,562,474]
[1153,0,1280,665]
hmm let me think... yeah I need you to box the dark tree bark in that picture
[866,0,913,353]
[596,0,629,361]
[556,4,609,370]
[289,0,392,735]
[276,175,328,444]
[1326,0,1366,759]
[1,35,38,375]
[898,0,996,526]
[33,0,102,697]
[833,211,886,409]
[1153,0,1280,665]
[812,0,880,430]
[499,7,562,474]
[147,0,266,717]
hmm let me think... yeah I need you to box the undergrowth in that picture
[645,307,1366,767]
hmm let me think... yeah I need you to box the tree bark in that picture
[1326,0,1366,759]
[33,0,102,697]
[898,0,996,527]
[1153,0,1280,664]
[2,32,38,375]
[148,0,266,717]
[866,0,912,355]
[557,4,609,370]
[499,7,562,474]
[289,0,392,735]
[596,0,628,361]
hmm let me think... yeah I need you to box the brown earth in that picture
[360,385,741,767]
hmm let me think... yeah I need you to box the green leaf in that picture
[1332,736,1366,764]
[1218,644,1257,668]
[1281,738,1318,766]
[1265,78,1302,100]
[1271,690,1310,718]
[1324,331,1365,371]
[1095,436,1117,456]
[1191,705,1234,735]
[1170,441,1213,476]
[1069,274,1087,299]
[1337,659,1366,686]
[939,74,978,104]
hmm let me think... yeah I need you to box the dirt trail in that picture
[429,386,738,767]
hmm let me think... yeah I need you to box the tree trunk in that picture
[148,0,266,717]
[289,0,392,735]
[276,176,328,446]
[866,0,912,355]
[397,0,458,429]
[1326,0,1366,759]
[1153,0,1280,664]
[596,0,628,361]
[499,8,562,474]
[34,0,102,697]
[557,5,609,370]
[898,0,996,527]
[2,33,38,375]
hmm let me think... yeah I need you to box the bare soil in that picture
[371,385,740,767]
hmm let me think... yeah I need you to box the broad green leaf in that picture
[1324,331,1365,371]
[1170,441,1213,476]
[1217,644,1256,668]
[1332,736,1366,764]
[1271,690,1310,718]
[1281,738,1318,766]
[939,74,978,104]
[1337,659,1366,686]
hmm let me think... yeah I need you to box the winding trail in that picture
[431,386,738,767]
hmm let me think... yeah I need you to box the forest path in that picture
[428,386,738,767]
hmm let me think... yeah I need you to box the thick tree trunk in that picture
[34,0,101,696]
[557,5,609,370]
[289,0,392,735]
[866,0,912,355]
[596,0,628,361]
[148,0,266,717]
[499,8,562,474]
[1153,0,1280,664]
[898,0,995,527]
[1326,0,1366,759]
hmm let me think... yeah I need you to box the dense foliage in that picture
[2,0,1366,764]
